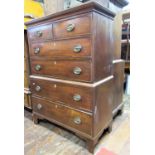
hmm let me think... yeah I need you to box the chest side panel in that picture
[92,12,114,81]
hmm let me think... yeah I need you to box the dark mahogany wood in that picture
[53,14,92,39]
[28,24,52,41]
[30,59,92,82]
[93,76,113,137]
[92,11,113,82]
[25,2,115,153]
[32,97,93,136]
[32,76,113,153]
[28,11,114,82]
[30,77,93,112]
[112,60,125,115]
[29,37,92,58]
[26,3,115,82]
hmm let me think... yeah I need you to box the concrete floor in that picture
[24,95,130,155]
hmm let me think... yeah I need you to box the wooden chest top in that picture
[25,2,115,83]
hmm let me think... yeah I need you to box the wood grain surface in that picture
[30,59,92,82]
[29,37,92,58]
[30,78,93,112]
[24,95,130,155]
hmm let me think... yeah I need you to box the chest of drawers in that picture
[25,2,115,153]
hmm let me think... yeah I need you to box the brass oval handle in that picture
[73,67,82,75]
[35,65,41,71]
[73,117,81,125]
[73,45,82,53]
[34,48,40,54]
[73,94,81,102]
[37,103,42,110]
[36,31,42,37]
[35,86,41,92]
[67,23,75,32]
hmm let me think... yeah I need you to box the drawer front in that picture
[31,60,92,82]
[30,38,92,58]
[30,78,93,112]
[32,97,92,135]
[53,15,91,39]
[28,24,52,41]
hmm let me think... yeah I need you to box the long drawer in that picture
[30,60,92,82]
[32,97,92,136]
[30,77,93,112]
[29,38,92,58]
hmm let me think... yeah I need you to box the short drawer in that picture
[53,14,91,39]
[30,38,92,58]
[30,60,92,82]
[30,78,93,112]
[32,97,92,136]
[28,24,52,41]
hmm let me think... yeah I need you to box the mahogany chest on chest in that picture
[25,2,115,153]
